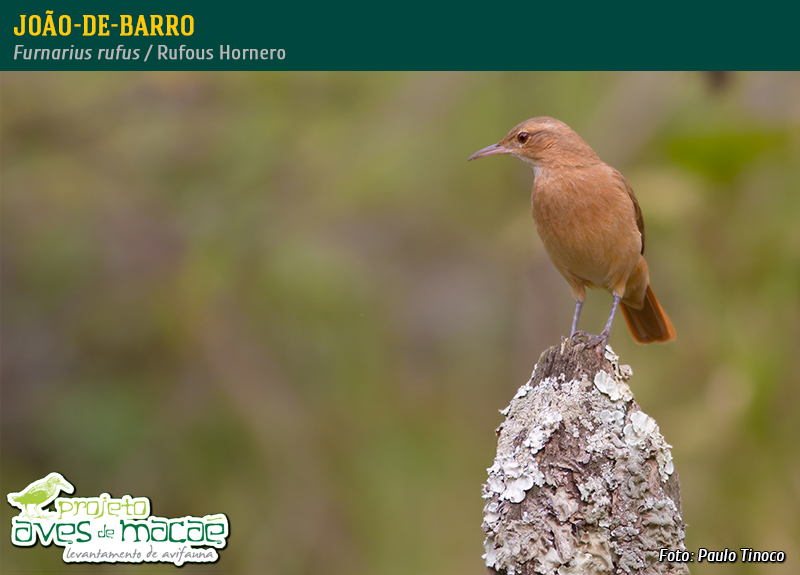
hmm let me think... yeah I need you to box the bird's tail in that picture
[621,285,676,344]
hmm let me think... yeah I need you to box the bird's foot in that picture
[569,330,591,342]
[573,331,610,357]
[23,507,44,519]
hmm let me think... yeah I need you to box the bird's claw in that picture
[572,331,610,357]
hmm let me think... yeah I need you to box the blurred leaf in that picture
[666,130,787,183]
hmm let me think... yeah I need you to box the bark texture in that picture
[482,339,688,575]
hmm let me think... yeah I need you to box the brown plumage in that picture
[469,117,675,350]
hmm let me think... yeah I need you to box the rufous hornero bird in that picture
[469,117,675,354]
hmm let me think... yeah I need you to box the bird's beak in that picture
[468,142,510,161]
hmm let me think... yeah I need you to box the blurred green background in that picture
[2,71,799,574]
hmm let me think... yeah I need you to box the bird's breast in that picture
[530,172,641,290]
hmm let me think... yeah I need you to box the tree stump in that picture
[482,339,689,575]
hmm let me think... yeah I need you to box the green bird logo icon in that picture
[7,472,74,519]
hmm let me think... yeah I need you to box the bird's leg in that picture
[570,299,583,338]
[592,294,622,356]
[568,285,588,342]
[574,294,621,356]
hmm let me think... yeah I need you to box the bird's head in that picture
[46,472,75,494]
[468,117,598,168]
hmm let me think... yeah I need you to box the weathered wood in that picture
[482,339,688,574]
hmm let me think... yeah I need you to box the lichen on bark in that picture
[482,339,689,575]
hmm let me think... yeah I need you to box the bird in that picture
[7,472,75,519]
[469,117,675,353]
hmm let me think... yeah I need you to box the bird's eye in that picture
[517,132,530,144]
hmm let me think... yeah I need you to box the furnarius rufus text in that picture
[469,117,675,351]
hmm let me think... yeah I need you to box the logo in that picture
[7,472,229,566]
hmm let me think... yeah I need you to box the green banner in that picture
[3,2,797,70]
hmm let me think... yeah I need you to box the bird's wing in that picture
[24,486,50,501]
[613,169,645,254]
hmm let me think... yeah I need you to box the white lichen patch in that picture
[500,377,536,416]
[623,411,657,446]
[504,475,535,503]
[514,380,534,399]
[485,454,546,505]
[623,411,675,480]
[483,342,686,575]
[524,410,563,453]
[618,364,633,380]
[484,501,501,525]
[657,447,675,476]
[598,409,625,427]
[603,346,634,381]
[594,370,633,402]
[483,536,498,567]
